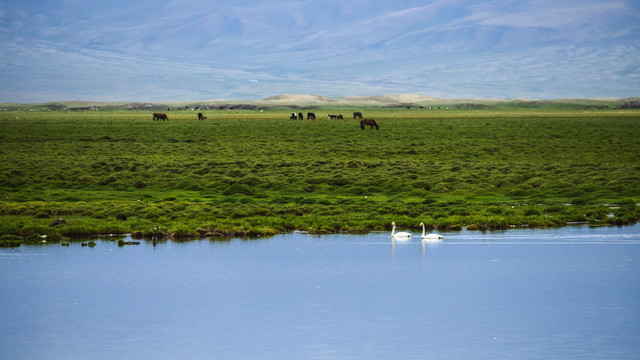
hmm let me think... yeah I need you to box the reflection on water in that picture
[1,224,639,360]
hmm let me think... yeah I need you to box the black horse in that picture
[298,112,304,120]
[307,112,316,120]
[360,118,379,130]
[353,112,363,119]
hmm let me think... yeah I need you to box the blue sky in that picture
[1,0,639,102]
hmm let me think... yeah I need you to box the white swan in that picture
[391,222,412,240]
[419,222,443,241]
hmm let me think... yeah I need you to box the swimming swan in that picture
[391,222,412,239]
[419,222,443,241]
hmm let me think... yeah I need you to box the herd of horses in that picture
[290,112,307,120]
[289,111,378,130]
[152,111,378,130]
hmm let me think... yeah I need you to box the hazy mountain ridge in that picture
[2,1,639,102]
[2,94,639,110]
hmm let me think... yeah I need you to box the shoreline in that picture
[2,203,638,246]
[3,221,639,248]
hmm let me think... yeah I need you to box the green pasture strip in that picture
[1,108,639,239]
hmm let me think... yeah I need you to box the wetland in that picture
[1,103,639,241]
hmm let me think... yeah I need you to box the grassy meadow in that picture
[1,105,639,242]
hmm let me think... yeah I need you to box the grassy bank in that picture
[1,106,639,241]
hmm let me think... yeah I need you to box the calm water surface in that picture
[1,224,639,359]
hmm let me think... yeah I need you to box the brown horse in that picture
[153,113,169,121]
[360,118,379,130]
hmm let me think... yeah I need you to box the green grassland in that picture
[1,105,639,241]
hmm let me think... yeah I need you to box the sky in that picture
[1,0,639,102]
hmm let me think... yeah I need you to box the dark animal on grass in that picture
[290,112,297,120]
[360,118,379,130]
[307,112,316,120]
[198,112,205,120]
[298,112,304,120]
[353,112,363,119]
[153,113,169,121]
[338,114,343,120]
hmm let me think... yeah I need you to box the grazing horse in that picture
[338,114,343,120]
[198,112,205,120]
[353,112,363,119]
[153,113,169,121]
[290,112,297,120]
[298,112,304,120]
[307,112,316,120]
[360,118,379,130]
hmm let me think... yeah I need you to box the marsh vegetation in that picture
[1,105,638,240]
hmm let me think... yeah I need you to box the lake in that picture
[1,224,639,359]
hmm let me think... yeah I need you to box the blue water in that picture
[1,224,639,359]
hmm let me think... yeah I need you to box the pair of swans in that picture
[391,222,443,241]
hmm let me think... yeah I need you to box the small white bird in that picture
[391,222,412,240]
[419,222,443,241]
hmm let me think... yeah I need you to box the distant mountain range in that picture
[2,95,639,110]
[2,1,639,102]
